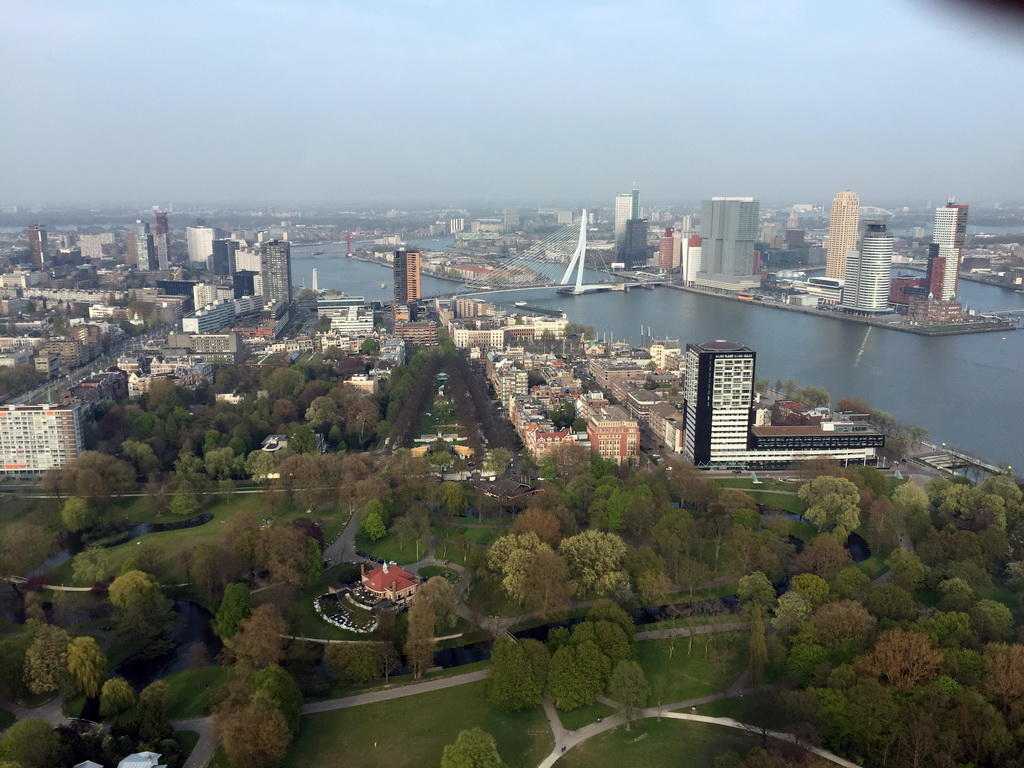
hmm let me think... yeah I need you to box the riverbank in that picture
[662,282,1016,337]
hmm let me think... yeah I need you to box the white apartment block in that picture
[0,402,85,475]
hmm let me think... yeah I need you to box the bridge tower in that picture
[558,210,588,292]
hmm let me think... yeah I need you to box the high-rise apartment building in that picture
[186,226,215,268]
[658,228,675,271]
[825,190,860,280]
[0,402,85,475]
[211,239,239,277]
[927,199,969,301]
[843,222,893,313]
[133,220,156,271]
[258,239,292,307]
[28,224,48,270]
[153,211,170,270]
[394,248,421,305]
[683,340,756,466]
[697,198,760,286]
[614,189,640,261]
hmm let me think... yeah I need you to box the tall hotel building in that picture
[258,240,293,306]
[843,222,893,313]
[683,340,756,466]
[0,403,85,475]
[928,199,969,301]
[825,190,860,280]
[394,248,421,305]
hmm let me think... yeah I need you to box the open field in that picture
[638,632,749,707]
[285,680,552,768]
[557,701,616,731]
[556,718,759,768]
[165,665,235,720]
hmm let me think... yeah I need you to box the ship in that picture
[380,282,386,289]
[514,301,528,307]
[311,250,326,256]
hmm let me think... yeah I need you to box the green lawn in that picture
[355,532,424,565]
[417,565,461,582]
[638,632,749,708]
[432,539,472,565]
[557,701,616,731]
[856,554,889,581]
[165,665,235,720]
[0,494,61,532]
[556,718,759,768]
[431,525,503,547]
[286,680,552,768]
[692,697,745,719]
[714,478,795,491]
[747,491,804,514]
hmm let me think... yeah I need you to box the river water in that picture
[291,244,1024,469]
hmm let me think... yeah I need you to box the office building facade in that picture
[153,211,170,270]
[683,340,756,466]
[0,402,85,475]
[212,239,239,277]
[928,200,969,301]
[843,222,893,312]
[697,198,760,287]
[28,224,48,270]
[186,226,215,268]
[394,248,421,305]
[614,189,640,261]
[259,239,292,306]
[825,190,860,280]
[623,218,650,269]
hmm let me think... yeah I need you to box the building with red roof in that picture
[361,562,419,601]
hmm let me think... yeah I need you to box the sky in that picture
[2,0,1024,208]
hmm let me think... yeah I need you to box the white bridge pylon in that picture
[557,208,587,292]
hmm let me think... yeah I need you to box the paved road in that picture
[301,669,489,715]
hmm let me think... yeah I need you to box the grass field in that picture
[638,632,749,708]
[286,680,553,768]
[355,532,423,565]
[556,718,759,768]
[856,554,889,580]
[431,524,503,547]
[165,665,235,720]
[557,701,616,731]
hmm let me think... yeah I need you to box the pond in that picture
[114,600,223,690]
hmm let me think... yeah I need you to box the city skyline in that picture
[3,1,1024,206]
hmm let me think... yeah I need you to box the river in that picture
[291,244,1024,469]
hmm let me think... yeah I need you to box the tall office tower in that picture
[211,238,239,276]
[825,190,860,280]
[699,198,760,281]
[843,222,893,312]
[233,270,259,299]
[79,234,105,262]
[133,220,156,271]
[153,210,170,270]
[27,224,47,269]
[683,340,756,466]
[622,218,649,269]
[614,189,640,260]
[503,209,520,232]
[658,228,674,271]
[186,225,215,267]
[311,268,319,293]
[448,217,465,234]
[0,402,85,475]
[927,199,969,301]
[394,248,421,305]
[258,240,292,306]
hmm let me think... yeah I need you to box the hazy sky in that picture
[3,0,1023,207]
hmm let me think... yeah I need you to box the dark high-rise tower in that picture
[212,239,239,277]
[133,220,156,271]
[394,248,421,305]
[258,239,292,306]
[28,224,47,269]
[153,211,170,270]
[683,340,756,466]
[623,218,650,269]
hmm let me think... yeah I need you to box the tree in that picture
[137,679,173,743]
[227,603,287,670]
[0,523,53,577]
[798,476,861,537]
[830,565,870,600]
[790,573,829,608]
[981,642,1024,712]
[737,572,776,611]
[608,659,650,729]
[50,451,135,506]
[108,570,176,660]
[486,639,541,711]
[100,677,135,718]
[970,599,1014,641]
[405,599,436,679]
[772,591,811,635]
[66,636,106,698]
[559,530,628,597]
[0,719,60,768]
[791,532,853,581]
[511,506,563,548]
[325,642,380,685]
[487,532,549,603]
[797,385,830,408]
[885,549,927,591]
[72,548,111,585]
[810,600,877,650]
[378,642,401,683]
[546,645,591,711]
[749,607,768,684]
[215,583,252,639]
[440,728,507,768]
[23,623,69,695]
[217,689,292,768]
[60,497,94,533]
[251,664,303,736]
[483,448,512,476]
[855,628,942,693]
[417,577,459,632]
[305,396,339,430]
[521,549,574,619]
[438,481,468,517]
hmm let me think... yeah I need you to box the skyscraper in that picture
[258,239,292,306]
[27,224,47,270]
[186,226,215,268]
[843,222,893,313]
[133,220,156,271]
[153,210,170,270]
[698,198,760,285]
[658,227,674,271]
[683,340,756,466]
[825,191,860,280]
[211,239,239,277]
[394,248,421,305]
[927,199,969,301]
[623,218,650,269]
[614,189,640,261]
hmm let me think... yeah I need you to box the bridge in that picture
[421,211,660,300]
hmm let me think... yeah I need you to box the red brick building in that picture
[587,404,640,466]
[361,562,419,601]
